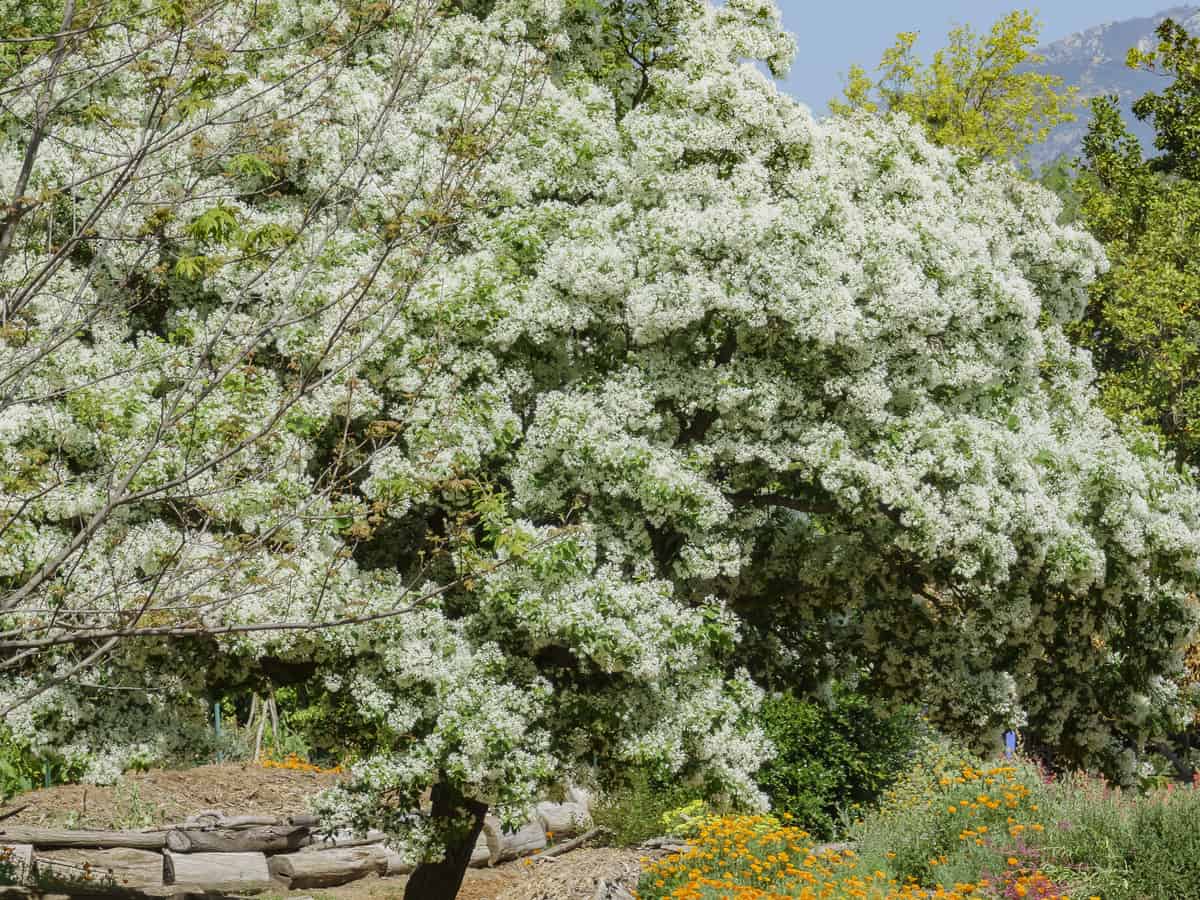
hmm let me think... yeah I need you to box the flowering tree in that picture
[3,0,1200,897]
[0,2,773,895]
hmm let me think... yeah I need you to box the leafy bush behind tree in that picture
[755,688,922,838]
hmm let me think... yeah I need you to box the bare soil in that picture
[1,763,341,830]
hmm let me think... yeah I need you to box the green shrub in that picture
[844,735,1200,900]
[0,728,38,802]
[1041,774,1200,900]
[755,686,921,838]
[592,770,709,846]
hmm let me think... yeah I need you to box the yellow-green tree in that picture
[831,10,1077,162]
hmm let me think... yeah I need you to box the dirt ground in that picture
[1,763,341,830]
[269,847,651,899]
[1,766,655,899]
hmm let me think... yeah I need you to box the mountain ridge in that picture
[1029,5,1200,168]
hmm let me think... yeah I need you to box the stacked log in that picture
[0,844,33,886]
[36,848,162,891]
[268,844,387,889]
[0,787,596,894]
[163,824,309,853]
[163,849,273,893]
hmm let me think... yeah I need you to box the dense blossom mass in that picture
[1,0,1198,854]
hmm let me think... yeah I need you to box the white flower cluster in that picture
[3,0,1198,826]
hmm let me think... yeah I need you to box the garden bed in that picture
[1,763,341,832]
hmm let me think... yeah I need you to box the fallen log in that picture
[163,849,273,892]
[567,785,593,812]
[300,829,386,851]
[182,813,280,830]
[536,800,591,836]
[469,831,492,868]
[0,807,27,824]
[287,813,320,828]
[0,844,33,885]
[164,824,309,853]
[480,816,502,866]
[497,821,547,861]
[383,849,413,877]
[0,827,166,851]
[532,827,608,860]
[35,848,163,891]
[268,844,387,889]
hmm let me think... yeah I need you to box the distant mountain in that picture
[1028,6,1200,170]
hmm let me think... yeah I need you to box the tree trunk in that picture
[403,782,487,900]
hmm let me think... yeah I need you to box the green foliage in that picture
[1074,17,1200,471]
[755,688,922,839]
[841,735,1200,900]
[0,728,36,803]
[592,769,709,846]
[1042,774,1200,900]
[263,685,376,764]
[831,10,1077,162]
[659,799,711,838]
[1038,155,1082,223]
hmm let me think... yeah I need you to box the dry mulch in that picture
[1,762,341,830]
[268,847,653,899]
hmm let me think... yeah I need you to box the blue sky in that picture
[776,1,1183,114]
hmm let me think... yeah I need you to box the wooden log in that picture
[164,824,309,853]
[497,821,547,861]
[382,849,413,877]
[35,848,164,891]
[531,827,607,860]
[567,785,593,812]
[536,801,591,836]
[267,844,387,889]
[152,813,281,832]
[480,815,502,866]
[0,827,166,851]
[300,829,386,851]
[187,814,280,830]
[469,831,491,868]
[0,844,33,885]
[287,813,321,828]
[0,806,27,824]
[162,849,272,892]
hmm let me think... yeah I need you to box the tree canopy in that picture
[830,10,1077,163]
[2,1,1199,895]
[1074,18,1200,472]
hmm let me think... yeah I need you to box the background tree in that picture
[830,10,1077,163]
[1070,19,1200,778]
[1073,18,1200,472]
